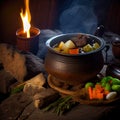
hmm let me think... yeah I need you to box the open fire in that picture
[20,0,31,38]
[16,0,40,54]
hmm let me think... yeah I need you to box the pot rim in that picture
[46,33,106,56]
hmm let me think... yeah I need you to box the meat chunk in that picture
[72,34,88,47]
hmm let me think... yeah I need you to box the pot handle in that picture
[104,44,110,65]
[94,25,105,37]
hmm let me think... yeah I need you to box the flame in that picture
[20,0,31,38]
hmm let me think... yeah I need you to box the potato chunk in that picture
[64,40,76,49]
[82,44,93,52]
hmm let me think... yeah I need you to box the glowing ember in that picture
[20,0,31,38]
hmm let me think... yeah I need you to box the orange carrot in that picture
[92,88,96,99]
[97,92,104,99]
[95,84,104,93]
[88,87,93,100]
[95,84,104,99]
[87,83,110,100]
[69,48,79,54]
[95,84,102,89]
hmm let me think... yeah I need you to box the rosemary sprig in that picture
[43,95,78,115]
[10,84,24,95]
[43,97,66,111]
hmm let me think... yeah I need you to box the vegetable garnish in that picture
[43,95,78,115]
[10,84,24,95]
[85,76,120,100]
[69,48,79,54]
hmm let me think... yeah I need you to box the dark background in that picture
[0,0,120,45]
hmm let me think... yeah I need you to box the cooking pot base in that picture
[47,73,102,86]
[47,74,84,95]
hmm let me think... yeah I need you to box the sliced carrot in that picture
[95,84,104,93]
[95,84,101,88]
[97,92,104,99]
[88,87,93,100]
[87,83,110,100]
[95,84,102,89]
[92,88,97,99]
[69,48,79,54]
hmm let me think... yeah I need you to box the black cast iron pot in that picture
[44,33,105,85]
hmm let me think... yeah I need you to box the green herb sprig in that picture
[43,95,78,115]
[10,84,24,95]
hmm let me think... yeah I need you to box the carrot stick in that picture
[69,48,79,54]
[92,89,96,99]
[97,93,104,99]
[88,87,93,100]
[88,83,110,100]
[95,84,104,93]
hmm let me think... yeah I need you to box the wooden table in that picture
[0,91,120,120]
